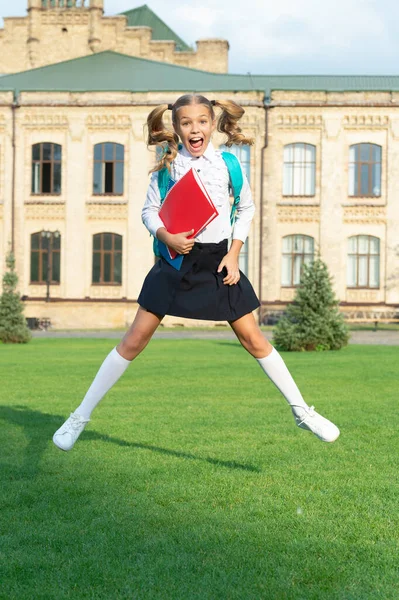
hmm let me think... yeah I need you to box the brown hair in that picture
[146,94,254,172]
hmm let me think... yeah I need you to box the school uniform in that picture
[138,143,260,321]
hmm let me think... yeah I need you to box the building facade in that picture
[0,3,398,328]
[0,1,228,74]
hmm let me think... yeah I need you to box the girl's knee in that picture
[239,331,271,357]
[118,330,150,359]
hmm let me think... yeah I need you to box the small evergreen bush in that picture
[272,259,349,352]
[0,252,32,344]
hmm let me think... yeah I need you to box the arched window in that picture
[281,235,314,286]
[347,235,380,288]
[30,231,61,284]
[348,143,381,197]
[32,143,62,195]
[93,143,124,195]
[92,233,122,285]
[283,143,316,196]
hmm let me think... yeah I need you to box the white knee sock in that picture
[75,347,131,419]
[256,347,309,417]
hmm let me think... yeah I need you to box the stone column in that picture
[27,0,42,68]
[64,115,88,299]
[319,115,345,299]
[386,118,399,304]
[89,0,103,53]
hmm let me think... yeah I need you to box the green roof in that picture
[1,51,399,97]
[120,4,192,52]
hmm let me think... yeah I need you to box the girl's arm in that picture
[231,170,255,243]
[141,172,165,237]
[217,167,255,285]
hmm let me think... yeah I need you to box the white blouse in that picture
[141,142,255,244]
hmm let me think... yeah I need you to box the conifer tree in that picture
[0,252,31,343]
[273,259,349,351]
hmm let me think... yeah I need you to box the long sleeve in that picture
[141,172,165,238]
[232,168,255,243]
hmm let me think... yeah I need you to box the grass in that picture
[1,339,398,599]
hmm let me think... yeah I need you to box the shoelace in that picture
[67,414,88,431]
[296,405,316,425]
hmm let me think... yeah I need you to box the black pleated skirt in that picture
[138,239,260,321]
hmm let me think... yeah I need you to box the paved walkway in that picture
[31,329,399,345]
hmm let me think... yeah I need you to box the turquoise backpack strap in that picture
[221,151,244,225]
[152,167,171,257]
[158,167,171,204]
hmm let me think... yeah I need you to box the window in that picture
[347,235,380,288]
[92,233,122,284]
[281,235,314,286]
[348,143,381,197]
[220,145,251,276]
[30,232,61,284]
[93,143,124,195]
[220,144,251,181]
[283,143,316,196]
[32,143,62,195]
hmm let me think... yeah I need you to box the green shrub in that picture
[272,259,349,352]
[0,252,31,344]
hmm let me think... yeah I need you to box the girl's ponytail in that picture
[214,100,254,146]
[147,104,179,173]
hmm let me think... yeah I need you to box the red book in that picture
[158,167,219,259]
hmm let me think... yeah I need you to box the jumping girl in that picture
[53,94,340,451]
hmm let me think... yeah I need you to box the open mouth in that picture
[189,137,204,150]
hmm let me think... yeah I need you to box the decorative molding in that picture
[87,203,128,220]
[280,288,296,302]
[90,286,124,299]
[346,289,380,303]
[276,114,322,128]
[69,119,85,142]
[390,119,399,140]
[277,205,320,222]
[324,117,341,139]
[28,285,62,296]
[23,114,69,129]
[343,205,386,224]
[42,13,89,25]
[25,203,65,220]
[86,115,132,129]
[342,115,389,128]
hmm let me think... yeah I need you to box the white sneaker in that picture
[293,406,340,443]
[53,412,90,451]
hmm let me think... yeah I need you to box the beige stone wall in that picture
[261,91,399,321]
[1,88,398,329]
[0,90,264,329]
[0,7,228,74]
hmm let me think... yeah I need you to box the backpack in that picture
[153,151,244,258]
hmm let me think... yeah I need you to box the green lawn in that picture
[1,339,398,600]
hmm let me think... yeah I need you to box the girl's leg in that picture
[228,312,340,442]
[53,307,163,451]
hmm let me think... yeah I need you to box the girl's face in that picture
[173,103,216,157]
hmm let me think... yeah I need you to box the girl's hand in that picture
[217,253,240,286]
[157,228,195,255]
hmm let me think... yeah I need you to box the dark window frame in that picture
[281,234,315,287]
[30,232,61,284]
[349,143,382,198]
[93,143,124,196]
[31,142,62,196]
[92,232,123,285]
